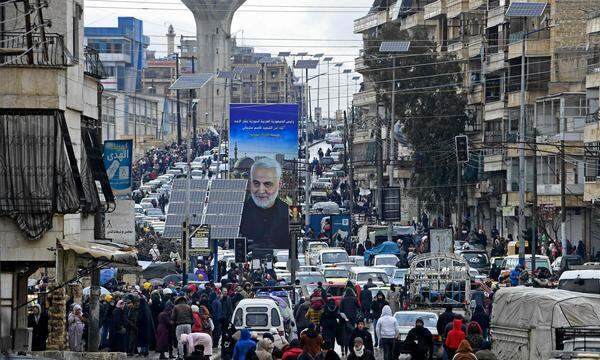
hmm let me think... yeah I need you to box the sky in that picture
[84,0,373,118]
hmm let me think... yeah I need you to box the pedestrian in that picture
[232,328,256,360]
[28,303,48,351]
[465,322,484,352]
[180,332,213,359]
[320,299,339,349]
[270,327,289,350]
[474,341,497,360]
[192,305,203,333]
[452,339,477,360]
[470,304,490,339]
[338,313,353,357]
[306,299,323,330]
[110,300,129,352]
[375,305,399,360]
[350,320,374,354]
[127,296,140,356]
[282,339,303,360]
[370,291,388,345]
[405,318,434,360]
[320,341,340,360]
[138,296,155,356]
[68,304,86,352]
[387,285,400,313]
[347,337,375,360]
[255,337,275,360]
[294,298,311,335]
[156,304,174,359]
[211,292,223,348]
[445,319,466,359]
[360,280,374,322]
[299,326,323,360]
[172,296,194,357]
[577,240,585,259]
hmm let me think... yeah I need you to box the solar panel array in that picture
[379,41,411,53]
[169,73,214,90]
[234,67,261,76]
[505,2,546,17]
[163,178,247,240]
[295,60,319,69]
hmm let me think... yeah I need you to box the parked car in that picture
[551,255,584,273]
[232,298,286,336]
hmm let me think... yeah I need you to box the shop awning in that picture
[59,239,138,267]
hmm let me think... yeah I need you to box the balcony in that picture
[424,0,447,20]
[486,51,506,73]
[508,38,550,59]
[0,32,71,67]
[469,0,485,11]
[587,70,600,89]
[355,57,368,72]
[584,180,600,202]
[487,6,506,28]
[353,89,377,107]
[354,10,388,33]
[484,154,507,172]
[588,15,600,34]
[485,100,506,121]
[84,46,107,79]
[447,0,469,19]
[399,11,437,31]
[447,39,466,59]
[507,90,546,108]
[468,35,484,58]
[537,183,584,196]
[584,121,600,143]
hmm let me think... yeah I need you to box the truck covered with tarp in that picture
[491,287,600,360]
[363,241,401,265]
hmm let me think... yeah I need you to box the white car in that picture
[391,268,408,287]
[318,248,350,268]
[373,254,400,267]
[349,266,389,287]
[232,298,285,334]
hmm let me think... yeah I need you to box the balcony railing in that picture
[0,32,71,67]
[84,46,107,79]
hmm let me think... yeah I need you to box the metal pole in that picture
[389,57,396,187]
[327,60,331,128]
[133,95,137,159]
[191,57,197,149]
[518,19,527,265]
[304,67,311,228]
[87,261,100,351]
[532,129,538,270]
[317,62,321,109]
[337,67,341,117]
[457,162,462,238]
[176,53,182,145]
[216,78,228,179]
[348,107,355,227]
[284,56,288,102]
[183,95,194,286]
[561,136,567,253]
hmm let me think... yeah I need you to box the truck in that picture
[490,287,600,360]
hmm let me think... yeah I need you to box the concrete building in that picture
[353,0,600,254]
[0,0,119,351]
[84,17,150,92]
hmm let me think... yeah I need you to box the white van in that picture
[349,266,390,287]
[232,298,285,334]
[558,269,600,294]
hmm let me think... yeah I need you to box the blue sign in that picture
[103,140,133,196]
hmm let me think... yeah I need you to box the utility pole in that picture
[191,56,197,149]
[389,57,396,188]
[457,162,462,237]
[376,102,384,220]
[560,136,567,253]
[182,95,195,286]
[347,109,355,226]
[531,129,538,270]
[518,18,527,266]
[175,53,182,145]
[304,68,311,228]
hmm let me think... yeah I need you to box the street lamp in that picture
[334,63,343,122]
[323,56,333,127]
[506,1,547,266]
[343,69,352,113]
[278,51,292,102]
[313,53,324,124]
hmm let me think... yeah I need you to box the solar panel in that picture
[168,202,186,214]
[323,57,333,61]
[217,71,236,79]
[206,202,244,215]
[505,2,546,17]
[166,214,184,227]
[295,60,319,69]
[190,191,207,202]
[235,67,261,76]
[163,226,182,239]
[191,179,209,190]
[169,73,214,90]
[313,53,324,58]
[259,57,278,64]
[209,191,246,202]
[211,179,247,190]
[343,69,352,74]
[205,215,242,226]
[173,178,187,190]
[170,191,186,202]
[278,51,291,57]
[295,52,308,56]
[379,41,411,53]
[190,203,204,214]
[211,227,240,239]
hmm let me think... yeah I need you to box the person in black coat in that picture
[320,299,341,350]
[404,319,434,360]
[28,303,48,351]
[340,288,360,326]
[150,291,164,330]
[370,291,388,321]
[137,297,155,355]
[110,300,129,352]
[347,337,376,360]
[220,288,234,325]
[436,305,455,341]
[349,320,374,354]
[470,305,491,338]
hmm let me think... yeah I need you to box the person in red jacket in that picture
[445,319,466,359]
[281,339,303,360]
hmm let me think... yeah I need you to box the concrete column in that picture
[87,262,100,351]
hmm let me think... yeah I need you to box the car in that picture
[551,255,584,273]
[145,208,165,221]
[139,202,154,211]
[393,311,442,358]
[296,271,326,286]
[373,254,400,267]
[558,269,600,294]
[349,267,389,287]
[332,144,345,152]
[320,156,334,166]
[490,256,505,271]
[374,265,397,278]
[459,250,490,273]
[324,282,348,306]
[391,268,408,287]
[502,255,552,273]
[318,248,351,267]
[232,298,285,335]
[349,255,365,267]
[322,268,350,283]
[330,151,342,161]
[135,204,144,215]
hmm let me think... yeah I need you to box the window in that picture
[271,71,277,79]
[246,314,268,327]
[233,308,243,326]
[271,308,281,327]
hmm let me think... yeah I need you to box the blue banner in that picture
[103,140,133,196]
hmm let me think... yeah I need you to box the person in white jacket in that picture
[375,305,400,360]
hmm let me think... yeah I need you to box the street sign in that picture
[380,187,402,221]
[189,224,211,255]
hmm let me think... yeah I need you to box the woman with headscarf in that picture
[156,303,174,359]
[150,290,164,330]
[465,322,484,352]
[28,303,48,351]
[137,296,155,356]
[452,339,477,360]
[68,304,86,352]
[110,300,129,353]
[319,299,340,352]
[340,287,360,326]
[470,304,490,339]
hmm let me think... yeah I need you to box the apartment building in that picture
[354,0,600,253]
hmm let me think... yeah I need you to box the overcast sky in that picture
[84,0,373,117]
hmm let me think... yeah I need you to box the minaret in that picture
[180,0,246,127]
[166,25,175,56]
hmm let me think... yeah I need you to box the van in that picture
[558,269,600,294]
[349,266,390,287]
[232,298,285,334]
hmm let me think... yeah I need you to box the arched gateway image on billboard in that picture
[229,103,299,257]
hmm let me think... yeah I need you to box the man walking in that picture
[171,296,193,357]
[375,305,400,360]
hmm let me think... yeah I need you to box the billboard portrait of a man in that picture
[240,157,290,253]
